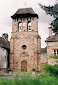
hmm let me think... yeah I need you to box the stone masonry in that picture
[10,8,41,73]
[47,42,58,56]
[46,27,58,65]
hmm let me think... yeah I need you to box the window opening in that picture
[28,21,31,31]
[18,22,22,32]
[22,45,27,49]
[54,50,58,56]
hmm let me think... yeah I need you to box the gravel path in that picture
[0,74,35,79]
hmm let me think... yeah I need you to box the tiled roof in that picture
[15,8,36,14]
[0,37,10,49]
[11,8,38,19]
[45,34,58,42]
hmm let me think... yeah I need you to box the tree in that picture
[39,3,58,34]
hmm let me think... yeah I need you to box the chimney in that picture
[2,33,8,41]
[48,27,53,37]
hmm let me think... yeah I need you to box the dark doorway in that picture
[21,60,27,72]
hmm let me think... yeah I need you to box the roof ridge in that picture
[11,8,38,19]
[17,7,33,10]
[45,34,58,42]
[0,37,10,49]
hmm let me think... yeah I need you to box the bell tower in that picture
[10,8,41,72]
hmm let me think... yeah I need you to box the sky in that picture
[0,0,57,48]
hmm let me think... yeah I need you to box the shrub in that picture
[50,55,58,59]
[8,68,12,71]
[44,64,58,76]
[32,68,36,72]
[21,69,24,72]
[55,60,58,63]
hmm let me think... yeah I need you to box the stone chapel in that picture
[10,8,41,72]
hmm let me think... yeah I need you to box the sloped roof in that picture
[0,37,10,49]
[11,8,38,19]
[45,34,58,42]
[15,8,36,14]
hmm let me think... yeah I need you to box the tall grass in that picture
[0,72,58,85]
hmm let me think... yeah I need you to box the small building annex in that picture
[0,33,10,72]
[45,27,58,65]
[46,27,58,56]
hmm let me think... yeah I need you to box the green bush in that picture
[32,68,36,72]
[8,68,12,71]
[55,60,58,63]
[50,55,58,59]
[21,69,24,72]
[44,64,58,76]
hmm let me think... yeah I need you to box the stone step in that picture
[0,68,8,73]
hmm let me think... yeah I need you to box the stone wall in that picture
[12,17,38,32]
[48,58,58,65]
[47,42,58,56]
[0,47,8,68]
[47,41,58,65]
[10,17,41,72]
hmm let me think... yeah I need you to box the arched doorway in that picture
[21,60,27,72]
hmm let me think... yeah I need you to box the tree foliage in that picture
[39,3,58,34]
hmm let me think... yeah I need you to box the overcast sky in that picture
[0,0,56,48]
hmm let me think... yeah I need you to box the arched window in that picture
[28,21,31,31]
[18,22,22,32]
